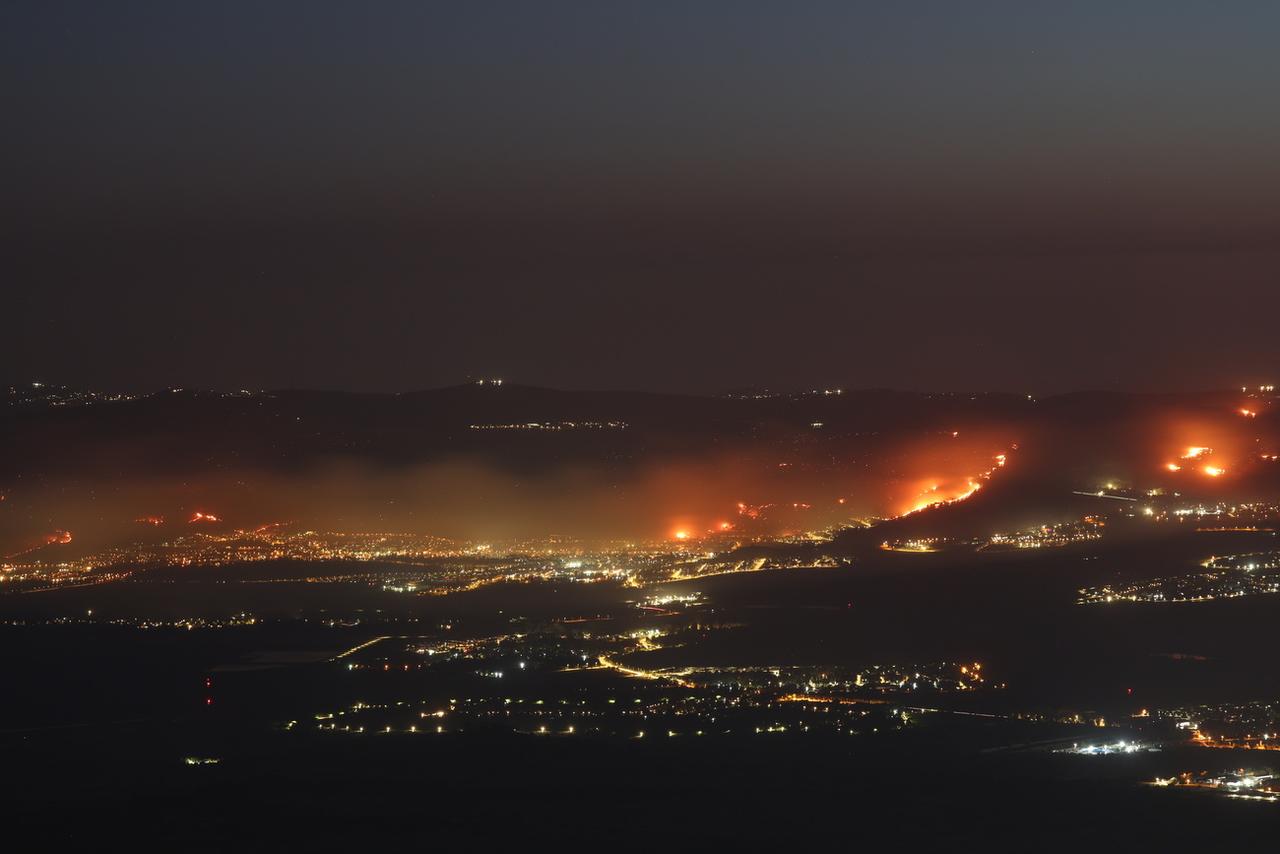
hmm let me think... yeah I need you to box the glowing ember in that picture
[1165,462,1182,472]
[135,516,165,526]
[189,512,221,524]
[673,530,690,541]
[45,530,73,545]
[1181,447,1213,460]
[1201,465,1225,477]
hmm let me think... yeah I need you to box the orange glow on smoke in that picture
[1,530,73,560]
[672,529,690,541]
[1164,462,1181,472]
[1154,408,1258,485]
[894,450,1008,517]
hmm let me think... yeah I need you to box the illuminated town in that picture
[1078,551,1280,605]
[1151,770,1280,803]
[881,515,1106,554]
[0,524,856,593]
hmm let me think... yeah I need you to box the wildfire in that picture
[135,516,165,526]
[896,451,1008,517]
[1,529,73,560]
[189,512,221,524]
[1168,444,1234,477]
[672,530,690,541]
[901,479,983,516]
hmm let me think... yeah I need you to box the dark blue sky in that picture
[6,1,1280,393]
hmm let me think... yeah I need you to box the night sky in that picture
[6,1,1280,394]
